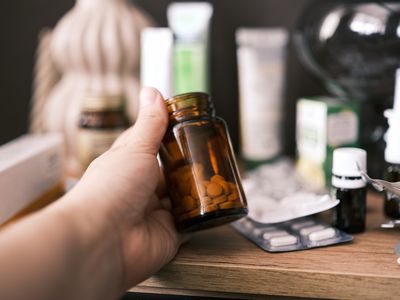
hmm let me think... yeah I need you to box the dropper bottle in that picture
[383,68,400,220]
[331,148,367,233]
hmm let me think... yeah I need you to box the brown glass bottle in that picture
[77,94,129,170]
[383,163,400,220]
[160,92,248,232]
[333,186,367,233]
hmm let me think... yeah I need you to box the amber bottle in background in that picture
[383,163,400,220]
[383,69,400,220]
[77,94,130,171]
[159,92,248,232]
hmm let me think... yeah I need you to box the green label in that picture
[173,43,208,94]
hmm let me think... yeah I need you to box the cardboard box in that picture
[296,97,360,189]
[0,134,64,225]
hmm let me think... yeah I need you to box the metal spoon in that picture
[357,164,400,196]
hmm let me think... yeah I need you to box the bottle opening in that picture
[164,92,214,123]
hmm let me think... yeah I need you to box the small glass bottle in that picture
[331,148,367,233]
[77,94,130,171]
[160,92,248,232]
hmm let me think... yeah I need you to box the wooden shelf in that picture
[131,192,400,299]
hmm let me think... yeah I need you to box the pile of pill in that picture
[232,217,353,252]
[170,163,242,221]
[243,159,307,200]
[242,159,337,224]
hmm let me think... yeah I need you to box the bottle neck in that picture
[165,92,214,124]
[332,174,366,189]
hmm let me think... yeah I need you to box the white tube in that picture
[140,28,173,99]
[384,68,400,164]
[167,2,213,94]
[236,28,289,163]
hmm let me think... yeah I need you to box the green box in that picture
[296,96,360,189]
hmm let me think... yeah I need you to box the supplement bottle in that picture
[77,94,129,171]
[331,148,367,233]
[383,111,400,220]
[383,68,400,220]
[160,92,248,232]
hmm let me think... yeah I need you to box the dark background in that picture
[0,0,326,154]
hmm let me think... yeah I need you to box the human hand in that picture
[0,87,184,300]
[66,87,182,292]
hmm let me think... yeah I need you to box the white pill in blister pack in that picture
[262,230,288,240]
[299,225,326,236]
[270,235,298,247]
[309,228,336,242]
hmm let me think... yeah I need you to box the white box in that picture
[0,134,64,224]
[296,97,360,189]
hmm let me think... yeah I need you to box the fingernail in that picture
[140,87,159,107]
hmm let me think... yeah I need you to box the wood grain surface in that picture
[131,192,400,299]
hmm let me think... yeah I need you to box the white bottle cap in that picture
[332,148,367,189]
[385,68,400,164]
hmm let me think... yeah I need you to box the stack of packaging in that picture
[0,134,64,226]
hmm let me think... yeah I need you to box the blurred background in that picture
[2,2,400,298]
[0,0,325,153]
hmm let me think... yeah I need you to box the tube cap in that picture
[236,28,289,48]
[332,148,367,189]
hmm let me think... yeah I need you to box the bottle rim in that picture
[164,92,214,122]
[165,92,210,109]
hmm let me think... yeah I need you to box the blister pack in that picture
[232,217,353,252]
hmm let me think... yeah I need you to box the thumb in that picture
[127,87,168,155]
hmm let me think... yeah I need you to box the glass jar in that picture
[294,1,400,178]
[160,92,248,232]
[294,1,400,103]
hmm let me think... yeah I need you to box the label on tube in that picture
[236,28,288,163]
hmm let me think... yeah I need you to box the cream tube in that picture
[236,28,289,166]
[167,2,213,94]
[140,27,173,99]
